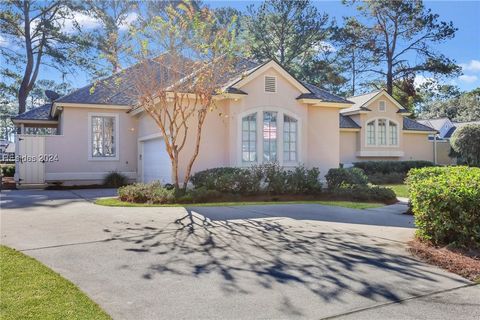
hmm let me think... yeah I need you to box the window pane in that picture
[367,121,376,145]
[263,112,277,162]
[283,115,297,162]
[92,116,116,157]
[378,119,386,145]
[389,121,398,145]
[242,113,257,162]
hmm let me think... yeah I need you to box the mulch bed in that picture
[408,239,480,282]
[1,177,16,190]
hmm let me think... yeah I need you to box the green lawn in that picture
[0,245,110,320]
[381,184,409,198]
[95,197,383,209]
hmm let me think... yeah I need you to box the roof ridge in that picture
[347,89,382,99]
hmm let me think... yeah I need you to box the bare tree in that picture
[129,4,238,191]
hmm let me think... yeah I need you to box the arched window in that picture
[366,118,399,146]
[239,110,300,165]
[242,113,257,162]
[283,115,297,162]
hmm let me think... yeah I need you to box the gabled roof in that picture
[341,90,409,114]
[298,82,353,104]
[11,104,56,122]
[403,117,436,132]
[417,118,451,131]
[339,114,361,129]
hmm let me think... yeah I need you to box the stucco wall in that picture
[45,107,138,184]
[401,133,434,162]
[339,130,358,164]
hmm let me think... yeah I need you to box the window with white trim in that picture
[264,76,277,93]
[239,110,300,165]
[241,113,257,162]
[91,115,116,158]
[263,111,277,161]
[283,115,297,162]
[366,118,399,146]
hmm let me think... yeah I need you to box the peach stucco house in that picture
[12,58,436,186]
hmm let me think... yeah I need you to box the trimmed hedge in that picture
[118,182,175,204]
[190,163,322,195]
[1,164,15,177]
[353,160,435,184]
[325,167,368,190]
[407,166,480,248]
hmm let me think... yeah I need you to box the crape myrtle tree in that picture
[129,2,238,191]
[0,0,95,115]
[346,0,460,96]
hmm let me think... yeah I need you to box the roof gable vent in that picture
[264,76,277,93]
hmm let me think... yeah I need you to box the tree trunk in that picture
[386,61,393,95]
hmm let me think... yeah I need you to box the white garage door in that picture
[142,138,172,184]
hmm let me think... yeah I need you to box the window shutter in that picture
[265,76,276,93]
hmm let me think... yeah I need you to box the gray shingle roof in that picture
[403,117,436,132]
[12,104,56,121]
[298,82,353,104]
[339,114,360,129]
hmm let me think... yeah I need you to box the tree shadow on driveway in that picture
[106,208,468,311]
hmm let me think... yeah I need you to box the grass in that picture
[381,184,409,198]
[95,197,383,209]
[0,245,111,320]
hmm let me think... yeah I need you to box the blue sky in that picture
[34,0,480,92]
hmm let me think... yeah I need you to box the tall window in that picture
[389,121,398,145]
[378,119,387,145]
[366,118,398,146]
[263,111,277,161]
[367,121,376,145]
[91,116,116,157]
[242,113,257,162]
[283,115,297,162]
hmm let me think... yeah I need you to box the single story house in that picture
[12,57,436,186]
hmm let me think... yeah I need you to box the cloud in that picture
[460,60,480,73]
[458,74,478,83]
[0,35,7,46]
[413,75,435,88]
[313,41,336,54]
[118,12,138,31]
[63,12,101,33]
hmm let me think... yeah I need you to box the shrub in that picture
[103,171,128,188]
[186,187,223,203]
[118,182,175,204]
[332,184,397,204]
[1,165,15,177]
[325,167,368,190]
[450,124,480,166]
[191,163,322,195]
[408,166,480,247]
[352,160,435,184]
[366,172,405,184]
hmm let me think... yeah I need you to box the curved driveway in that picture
[1,189,478,319]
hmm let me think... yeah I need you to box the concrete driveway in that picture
[1,189,478,320]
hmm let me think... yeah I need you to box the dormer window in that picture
[264,76,277,93]
[379,101,386,112]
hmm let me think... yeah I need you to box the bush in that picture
[103,171,128,188]
[1,164,15,177]
[118,182,175,204]
[408,166,480,247]
[353,160,435,184]
[332,184,397,204]
[450,124,480,166]
[325,167,368,190]
[191,163,322,195]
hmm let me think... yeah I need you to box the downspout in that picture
[433,134,437,165]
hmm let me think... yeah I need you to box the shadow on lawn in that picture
[106,209,466,314]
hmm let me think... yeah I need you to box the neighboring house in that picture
[418,117,480,165]
[11,58,436,187]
